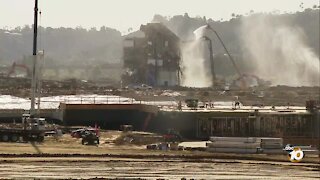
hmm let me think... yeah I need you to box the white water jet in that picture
[180,25,213,87]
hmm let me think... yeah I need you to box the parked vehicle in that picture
[0,114,46,142]
[81,131,99,145]
[125,84,152,90]
[163,129,182,142]
[70,128,96,138]
[120,125,133,132]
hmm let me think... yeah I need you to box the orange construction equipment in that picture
[7,62,31,78]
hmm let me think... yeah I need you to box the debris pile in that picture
[147,142,184,151]
[114,132,163,145]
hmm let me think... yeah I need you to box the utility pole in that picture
[30,0,38,116]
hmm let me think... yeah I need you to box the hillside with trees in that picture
[0,26,122,67]
[0,7,318,82]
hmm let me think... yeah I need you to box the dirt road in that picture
[0,157,319,179]
[0,131,318,179]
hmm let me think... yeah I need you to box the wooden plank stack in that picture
[260,138,283,154]
[207,136,284,154]
[207,137,261,154]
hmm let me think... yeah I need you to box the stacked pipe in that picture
[206,137,284,154]
[206,137,261,154]
[260,138,283,154]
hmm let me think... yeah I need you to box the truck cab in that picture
[22,114,46,131]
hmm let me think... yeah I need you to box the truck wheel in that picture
[22,136,29,142]
[10,135,19,142]
[1,135,9,142]
[37,136,44,142]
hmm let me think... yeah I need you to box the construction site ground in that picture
[0,77,319,179]
[1,77,319,106]
[0,131,319,179]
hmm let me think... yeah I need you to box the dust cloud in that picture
[180,25,213,87]
[240,14,319,86]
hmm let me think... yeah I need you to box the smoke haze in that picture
[240,14,319,86]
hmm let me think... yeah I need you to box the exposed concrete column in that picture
[255,117,261,137]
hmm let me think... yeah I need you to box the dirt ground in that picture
[0,157,319,179]
[1,76,319,106]
[0,131,319,179]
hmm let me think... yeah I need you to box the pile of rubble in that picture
[114,131,163,145]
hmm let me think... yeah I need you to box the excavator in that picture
[202,24,264,89]
[7,62,31,78]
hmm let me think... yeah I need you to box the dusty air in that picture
[0,0,319,179]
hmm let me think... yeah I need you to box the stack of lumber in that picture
[260,138,283,154]
[207,137,285,154]
[207,137,261,154]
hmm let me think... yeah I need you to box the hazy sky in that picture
[0,0,319,34]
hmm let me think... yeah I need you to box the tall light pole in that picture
[30,0,38,116]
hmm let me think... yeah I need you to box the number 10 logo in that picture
[288,147,304,162]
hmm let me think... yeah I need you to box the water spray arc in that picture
[204,25,242,78]
[200,36,215,87]
[181,24,243,88]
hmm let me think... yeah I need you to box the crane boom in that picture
[205,25,242,77]
[30,0,38,116]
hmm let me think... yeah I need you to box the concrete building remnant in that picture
[122,23,181,87]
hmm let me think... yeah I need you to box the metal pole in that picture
[33,0,38,56]
[201,36,215,87]
[207,38,215,87]
[205,25,242,77]
[37,50,44,116]
[213,30,241,77]
[30,0,38,116]
[177,49,181,86]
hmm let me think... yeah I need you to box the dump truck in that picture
[0,114,46,142]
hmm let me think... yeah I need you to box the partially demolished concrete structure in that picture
[1,94,319,147]
[151,103,319,147]
[122,23,181,87]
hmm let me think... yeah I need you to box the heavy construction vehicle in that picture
[7,62,31,78]
[81,130,100,145]
[0,0,47,143]
[0,114,46,142]
[163,129,183,142]
[202,24,267,89]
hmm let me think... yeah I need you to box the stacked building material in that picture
[207,137,261,153]
[260,138,283,154]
